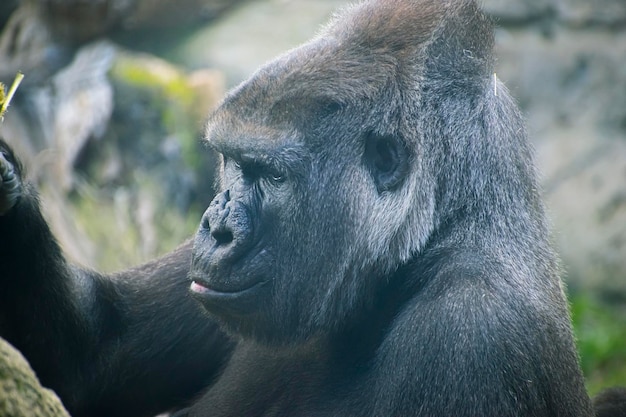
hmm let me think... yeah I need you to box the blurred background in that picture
[0,0,624,394]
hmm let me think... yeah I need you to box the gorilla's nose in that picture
[202,189,236,247]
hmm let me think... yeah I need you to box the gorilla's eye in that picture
[363,132,409,193]
[235,159,285,185]
[270,173,285,183]
[373,140,395,173]
[315,99,343,119]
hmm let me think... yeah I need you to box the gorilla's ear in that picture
[363,132,409,193]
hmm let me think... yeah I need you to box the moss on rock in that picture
[0,337,70,417]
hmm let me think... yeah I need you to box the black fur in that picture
[594,387,626,417]
[0,139,23,214]
[1,0,624,416]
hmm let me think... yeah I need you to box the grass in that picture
[69,178,201,272]
[0,72,24,119]
[570,293,626,396]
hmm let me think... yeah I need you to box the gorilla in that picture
[0,0,623,416]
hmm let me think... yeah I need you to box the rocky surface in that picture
[0,34,223,270]
[489,2,626,298]
[0,338,70,417]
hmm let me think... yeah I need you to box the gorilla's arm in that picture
[0,139,234,417]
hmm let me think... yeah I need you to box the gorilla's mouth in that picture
[189,275,268,300]
[189,275,269,316]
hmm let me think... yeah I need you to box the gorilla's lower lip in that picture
[189,278,268,315]
[189,278,266,299]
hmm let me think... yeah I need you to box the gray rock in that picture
[43,41,116,191]
[537,129,626,298]
[0,39,224,269]
[0,0,18,27]
[21,0,248,42]
[482,0,626,26]
[172,0,350,86]
[495,26,626,296]
[482,0,552,22]
[554,0,626,26]
[495,29,626,134]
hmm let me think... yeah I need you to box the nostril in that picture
[212,230,234,246]
[201,215,210,230]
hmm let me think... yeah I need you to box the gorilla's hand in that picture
[0,139,23,215]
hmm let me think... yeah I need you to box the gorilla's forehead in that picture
[218,43,393,119]
[204,114,302,156]
[204,0,449,154]
[203,50,374,154]
[205,44,400,152]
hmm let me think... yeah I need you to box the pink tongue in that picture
[190,281,210,294]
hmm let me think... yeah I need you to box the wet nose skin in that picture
[198,189,255,259]
[202,189,235,246]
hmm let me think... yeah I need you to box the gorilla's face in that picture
[188,120,366,343]
[189,120,412,344]
[188,30,422,345]
[189,127,319,341]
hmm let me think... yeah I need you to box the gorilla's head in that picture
[189,0,503,344]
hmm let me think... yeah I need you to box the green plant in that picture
[0,72,24,120]
[570,294,626,395]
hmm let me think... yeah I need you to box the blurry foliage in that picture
[110,52,202,171]
[57,50,223,273]
[570,294,626,395]
[67,178,201,272]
